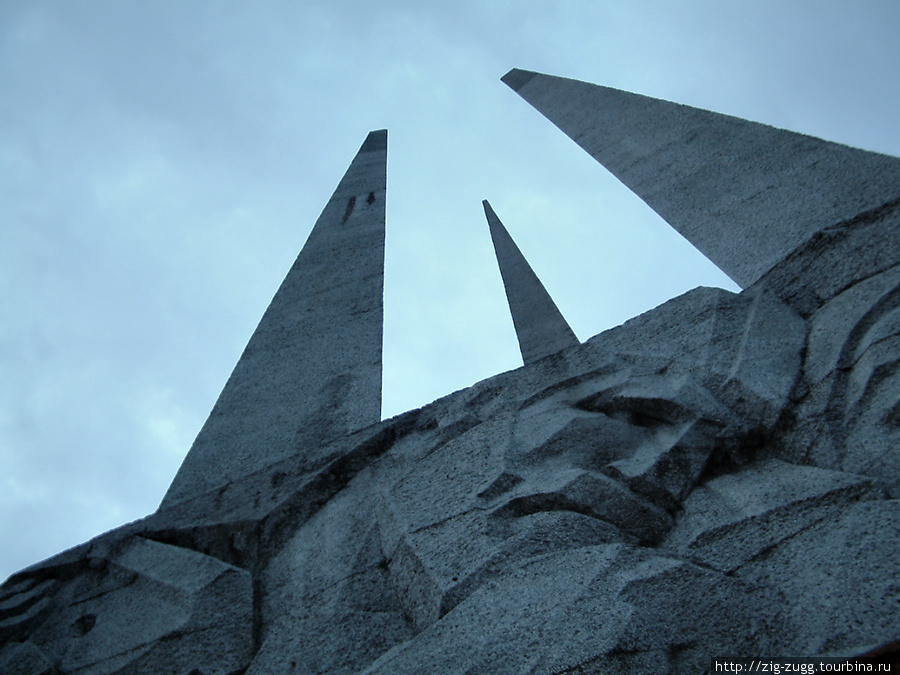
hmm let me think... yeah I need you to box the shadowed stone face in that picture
[498,370,749,529]
[790,263,900,495]
[0,538,254,675]
[373,361,761,637]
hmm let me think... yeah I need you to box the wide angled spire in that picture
[502,69,900,289]
[483,200,579,364]
[161,130,388,508]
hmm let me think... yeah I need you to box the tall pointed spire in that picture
[502,69,900,289]
[483,200,579,364]
[161,130,388,509]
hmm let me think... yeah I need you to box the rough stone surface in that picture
[162,130,387,508]
[502,68,900,290]
[1,537,253,674]
[780,261,900,495]
[735,500,900,656]
[665,459,883,572]
[0,641,55,675]
[483,199,579,363]
[4,76,900,673]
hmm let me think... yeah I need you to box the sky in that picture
[1,0,899,583]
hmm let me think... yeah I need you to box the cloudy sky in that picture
[2,0,898,582]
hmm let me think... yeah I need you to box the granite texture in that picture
[3,76,900,674]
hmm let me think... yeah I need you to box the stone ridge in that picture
[160,130,387,509]
[483,199,579,364]
[503,69,900,290]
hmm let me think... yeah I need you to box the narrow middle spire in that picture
[502,69,900,289]
[161,130,387,508]
[483,200,579,364]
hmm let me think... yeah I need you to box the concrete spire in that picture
[161,130,387,508]
[502,69,900,289]
[483,200,579,364]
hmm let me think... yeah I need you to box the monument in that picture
[1,70,899,674]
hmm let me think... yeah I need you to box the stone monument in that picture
[1,70,898,675]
